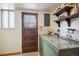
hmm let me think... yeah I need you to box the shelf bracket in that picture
[56,21,60,27]
[65,18,70,27]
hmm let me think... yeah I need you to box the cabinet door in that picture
[43,39,58,56]
[39,36,43,56]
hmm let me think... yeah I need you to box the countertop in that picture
[40,34,79,49]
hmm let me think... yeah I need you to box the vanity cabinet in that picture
[39,35,79,56]
[59,48,79,56]
[39,36,43,56]
[39,35,58,56]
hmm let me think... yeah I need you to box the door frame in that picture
[22,12,38,53]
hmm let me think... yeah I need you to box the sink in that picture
[59,43,79,49]
[58,36,79,49]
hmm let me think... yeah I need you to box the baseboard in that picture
[0,52,21,56]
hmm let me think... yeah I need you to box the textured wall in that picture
[0,9,50,54]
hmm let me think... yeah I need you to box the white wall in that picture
[0,10,22,54]
[71,17,79,41]
[0,9,51,54]
[59,20,68,37]
[59,17,79,41]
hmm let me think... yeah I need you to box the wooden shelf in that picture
[66,13,79,19]
[54,13,79,21]
[53,6,73,17]
[54,20,60,22]
[53,5,79,27]
[54,13,79,27]
[54,17,65,22]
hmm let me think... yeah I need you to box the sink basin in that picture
[58,36,79,49]
[59,43,79,49]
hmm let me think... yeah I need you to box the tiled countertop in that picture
[40,35,79,49]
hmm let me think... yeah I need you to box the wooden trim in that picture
[0,52,21,56]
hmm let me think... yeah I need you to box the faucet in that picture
[66,34,71,44]
[66,33,72,39]
[67,28,75,39]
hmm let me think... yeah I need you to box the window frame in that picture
[0,9,15,30]
[44,13,50,26]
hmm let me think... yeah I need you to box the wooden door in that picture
[22,12,38,53]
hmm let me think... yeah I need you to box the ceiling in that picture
[0,3,61,11]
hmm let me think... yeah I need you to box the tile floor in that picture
[11,52,40,56]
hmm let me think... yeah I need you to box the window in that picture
[44,13,50,26]
[1,9,14,29]
[23,14,37,28]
